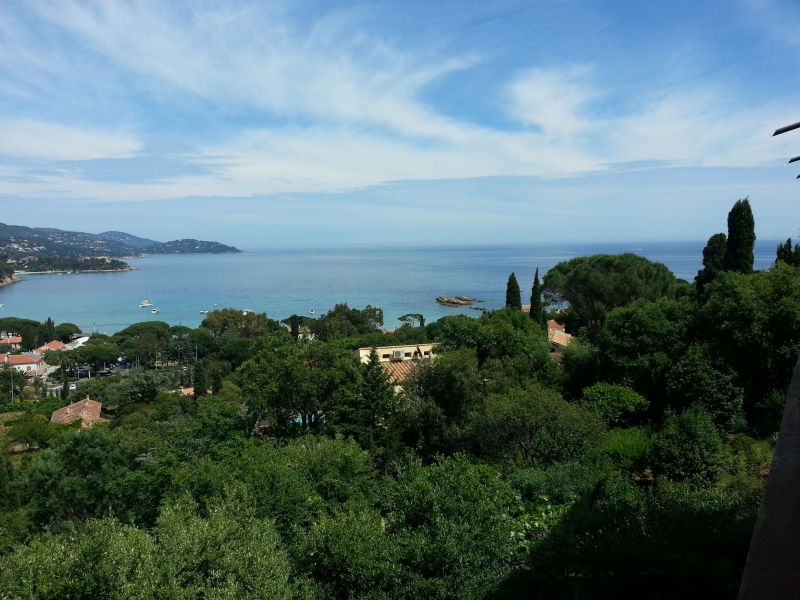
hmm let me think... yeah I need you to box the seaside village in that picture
[0,310,572,430]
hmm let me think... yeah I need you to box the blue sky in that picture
[1,0,799,248]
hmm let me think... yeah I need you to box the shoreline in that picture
[0,275,21,288]
[14,267,135,275]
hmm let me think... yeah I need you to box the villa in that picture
[1,352,46,377]
[50,397,105,428]
[356,343,437,384]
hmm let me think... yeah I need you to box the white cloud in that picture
[507,66,596,138]
[0,119,141,161]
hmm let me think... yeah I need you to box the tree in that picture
[529,267,545,327]
[724,198,755,274]
[543,254,677,332]
[381,456,519,598]
[193,362,208,399]
[649,407,724,484]
[505,272,521,310]
[328,349,393,451]
[473,384,606,466]
[289,314,300,339]
[695,232,727,295]
[776,238,800,266]
[580,383,648,427]
[399,313,425,328]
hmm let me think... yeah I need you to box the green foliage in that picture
[53,322,81,342]
[543,253,677,331]
[528,267,546,326]
[201,307,282,338]
[474,384,606,466]
[776,237,800,266]
[312,304,384,340]
[156,492,299,599]
[382,456,519,599]
[327,348,395,451]
[695,232,727,295]
[603,427,650,472]
[724,198,755,274]
[649,408,724,484]
[665,344,744,432]
[700,263,800,424]
[505,272,521,309]
[24,427,131,525]
[526,477,758,598]
[580,382,648,427]
[507,461,602,505]
[298,507,400,598]
[597,298,693,412]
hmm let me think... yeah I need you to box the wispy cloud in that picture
[0,0,797,206]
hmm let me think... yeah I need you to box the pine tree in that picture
[529,268,545,327]
[696,233,727,295]
[506,272,521,310]
[724,198,756,274]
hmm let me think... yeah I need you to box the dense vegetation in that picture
[17,256,130,273]
[0,201,796,598]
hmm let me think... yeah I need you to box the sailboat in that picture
[139,299,153,308]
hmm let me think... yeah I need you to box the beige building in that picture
[356,343,437,384]
[357,343,436,364]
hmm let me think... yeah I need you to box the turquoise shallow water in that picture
[0,241,780,334]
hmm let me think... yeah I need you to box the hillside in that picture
[145,239,241,254]
[0,223,240,261]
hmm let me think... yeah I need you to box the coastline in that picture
[15,267,134,275]
[0,275,21,288]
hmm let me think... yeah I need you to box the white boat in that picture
[139,299,153,308]
[200,310,209,315]
[151,308,160,314]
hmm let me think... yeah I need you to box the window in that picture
[404,352,411,357]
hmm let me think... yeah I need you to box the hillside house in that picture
[50,397,105,428]
[356,343,437,384]
[1,353,45,376]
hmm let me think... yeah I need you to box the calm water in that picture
[0,241,779,334]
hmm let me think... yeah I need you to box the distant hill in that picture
[96,230,159,251]
[145,239,240,254]
[0,223,241,260]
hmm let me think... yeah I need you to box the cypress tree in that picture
[193,362,208,399]
[506,272,521,310]
[776,238,800,266]
[724,198,755,274]
[696,233,727,295]
[529,268,545,327]
[289,314,300,340]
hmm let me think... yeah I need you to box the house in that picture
[547,319,566,332]
[1,353,45,377]
[50,397,105,428]
[33,340,66,356]
[356,343,437,384]
[0,333,22,350]
[357,343,436,364]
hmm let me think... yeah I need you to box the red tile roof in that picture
[381,361,419,383]
[2,354,41,365]
[547,319,565,332]
[50,398,104,428]
[0,336,22,345]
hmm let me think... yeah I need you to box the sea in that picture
[0,241,780,334]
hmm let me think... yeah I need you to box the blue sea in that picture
[0,241,780,334]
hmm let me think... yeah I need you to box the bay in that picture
[0,240,779,334]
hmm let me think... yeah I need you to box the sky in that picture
[1,0,799,248]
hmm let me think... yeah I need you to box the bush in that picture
[649,408,724,484]
[603,427,650,473]
[580,383,648,426]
